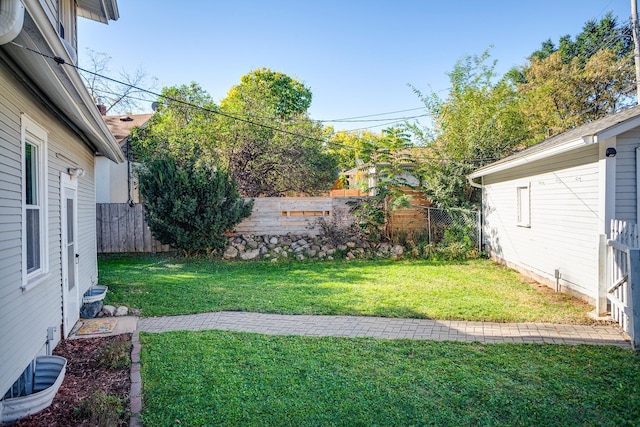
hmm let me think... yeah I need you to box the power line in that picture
[321,114,429,124]
[10,41,332,143]
[319,107,427,122]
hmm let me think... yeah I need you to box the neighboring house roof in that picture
[104,113,153,147]
[0,0,124,162]
[469,105,640,179]
[77,0,119,23]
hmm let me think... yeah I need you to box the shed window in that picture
[517,184,530,228]
[22,116,49,289]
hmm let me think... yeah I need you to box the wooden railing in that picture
[607,219,640,349]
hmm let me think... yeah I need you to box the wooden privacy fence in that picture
[233,197,361,236]
[96,203,171,253]
[387,189,432,236]
[607,219,640,349]
[97,197,363,253]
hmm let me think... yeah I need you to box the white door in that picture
[61,173,79,336]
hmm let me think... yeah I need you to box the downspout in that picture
[467,176,483,253]
[467,176,482,189]
[0,0,24,45]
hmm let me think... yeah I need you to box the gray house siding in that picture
[0,57,98,396]
[615,130,640,223]
[482,144,600,301]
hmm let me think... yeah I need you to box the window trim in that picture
[516,183,531,228]
[21,115,49,291]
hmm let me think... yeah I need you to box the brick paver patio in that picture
[137,311,630,347]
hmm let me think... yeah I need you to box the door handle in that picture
[75,253,79,264]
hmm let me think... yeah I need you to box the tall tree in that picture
[219,69,336,196]
[514,13,634,140]
[411,50,529,208]
[131,82,219,162]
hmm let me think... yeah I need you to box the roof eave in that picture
[77,0,119,24]
[7,3,124,163]
[468,136,595,179]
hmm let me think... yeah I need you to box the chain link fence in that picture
[411,206,481,252]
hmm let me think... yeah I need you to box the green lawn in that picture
[140,330,640,427]
[100,254,591,323]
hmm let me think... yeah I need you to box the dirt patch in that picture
[8,334,131,427]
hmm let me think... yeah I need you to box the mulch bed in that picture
[8,334,132,427]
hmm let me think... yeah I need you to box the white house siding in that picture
[482,144,600,302]
[95,156,136,204]
[0,59,98,396]
[614,130,640,222]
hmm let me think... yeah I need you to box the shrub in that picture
[75,391,125,427]
[138,154,253,256]
[97,336,132,370]
[315,208,365,246]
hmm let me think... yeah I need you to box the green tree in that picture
[219,69,336,196]
[411,50,529,208]
[514,13,634,141]
[222,68,312,118]
[349,128,415,241]
[131,82,219,162]
[138,153,252,256]
[327,129,385,171]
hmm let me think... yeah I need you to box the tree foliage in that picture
[349,128,415,241]
[411,50,529,208]
[132,82,219,162]
[221,68,312,118]
[327,129,385,171]
[138,154,252,255]
[218,69,336,196]
[513,13,634,141]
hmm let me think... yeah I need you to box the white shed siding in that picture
[0,59,99,396]
[482,144,600,300]
[615,130,640,222]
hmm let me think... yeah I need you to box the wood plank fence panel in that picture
[96,203,171,253]
[233,197,361,236]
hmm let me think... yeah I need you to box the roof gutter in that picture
[467,175,482,189]
[468,136,596,179]
[0,0,24,45]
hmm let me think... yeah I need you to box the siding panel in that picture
[0,57,101,396]
[482,144,600,300]
[615,130,640,222]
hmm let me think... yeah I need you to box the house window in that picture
[57,0,76,47]
[517,184,530,228]
[22,115,49,289]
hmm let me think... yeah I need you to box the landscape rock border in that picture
[223,233,404,262]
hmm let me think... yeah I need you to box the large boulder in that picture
[223,246,239,259]
[240,248,260,260]
[80,301,103,319]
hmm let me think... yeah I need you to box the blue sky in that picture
[78,1,631,131]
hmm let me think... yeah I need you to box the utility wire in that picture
[319,107,426,122]
[10,41,333,143]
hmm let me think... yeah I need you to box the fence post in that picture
[427,208,432,244]
[597,234,608,316]
[630,248,640,350]
[476,209,482,254]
